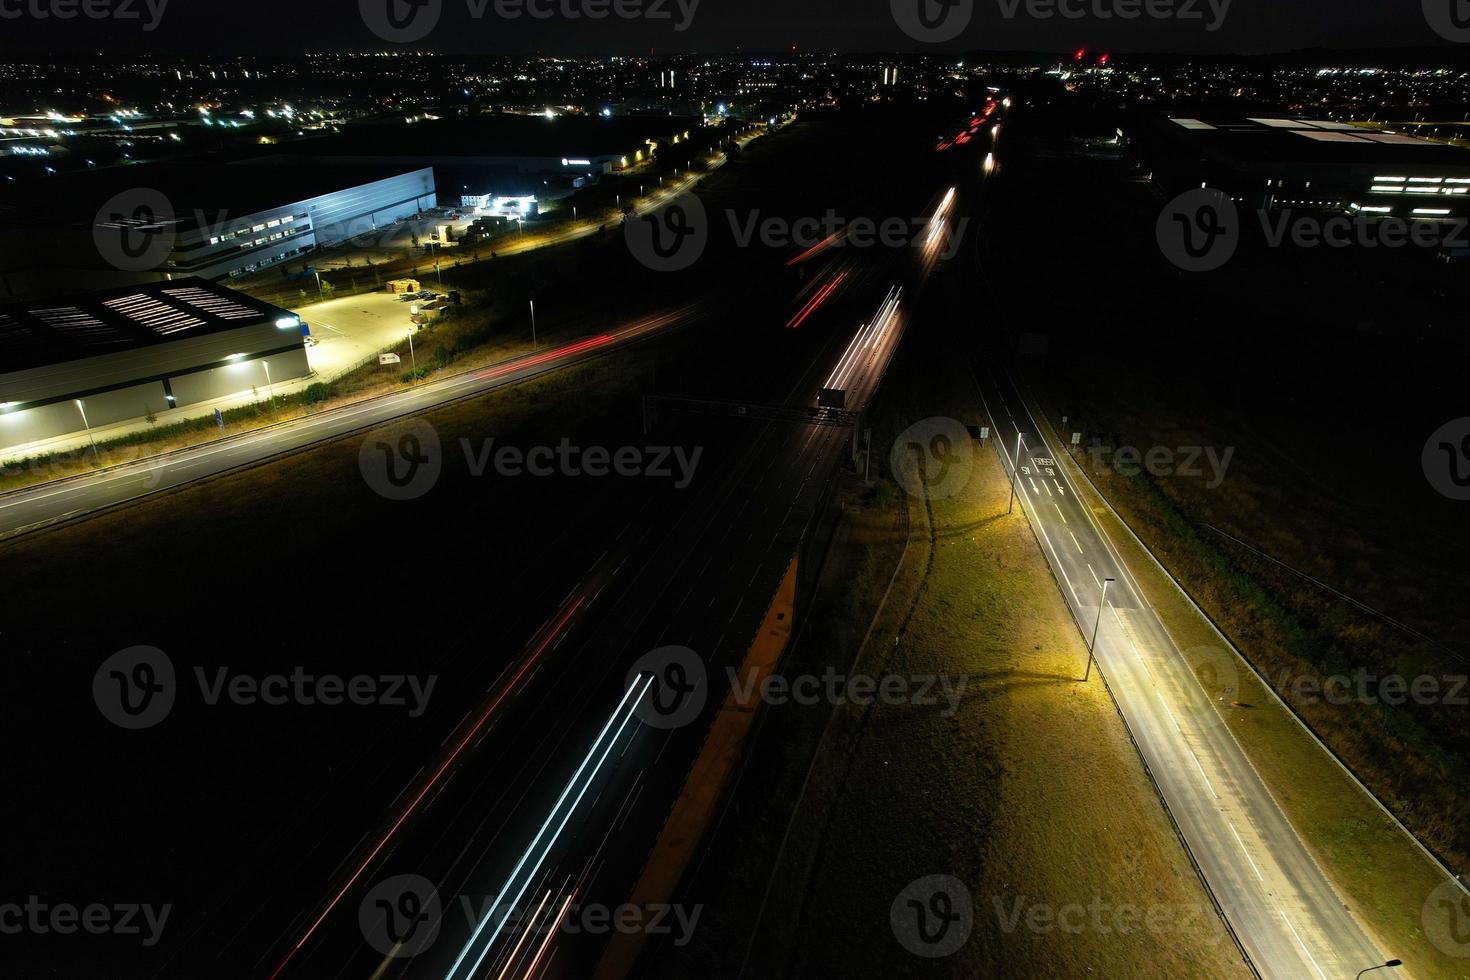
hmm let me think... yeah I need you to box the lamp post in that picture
[312,269,324,303]
[530,299,537,348]
[407,328,417,381]
[75,398,98,462]
[261,360,274,401]
[1084,578,1115,682]
[1356,961,1402,980]
[1007,431,1025,514]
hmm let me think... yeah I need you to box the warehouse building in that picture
[1132,114,1470,218]
[0,277,310,454]
[0,163,437,299]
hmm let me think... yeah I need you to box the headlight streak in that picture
[444,675,653,980]
[824,286,902,394]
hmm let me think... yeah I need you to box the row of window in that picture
[208,212,310,247]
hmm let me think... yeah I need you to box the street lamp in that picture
[1007,431,1025,514]
[261,360,274,401]
[312,269,324,303]
[1356,961,1402,980]
[530,299,537,348]
[407,328,417,381]
[1084,578,1115,682]
[74,398,98,462]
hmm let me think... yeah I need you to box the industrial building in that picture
[279,113,704,193]
[1132,114,1470,218]
[0,163,437,298]
[0,277,310,454]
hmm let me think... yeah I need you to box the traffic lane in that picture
[982,371,1386,978]
[355,426,837,980]
[276,402,834,977]
[297,224,902,976]
[0,308,695,540]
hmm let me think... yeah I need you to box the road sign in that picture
[214,408,224,429]
[1071,432,1082,445]
[379,353,402,365]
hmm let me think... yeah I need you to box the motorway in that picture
[975,363,1390,979]
[230,175,945,978]
[0,308,694,541]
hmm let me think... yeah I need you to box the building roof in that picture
[0,277,292,374]
[0,162,433,229]
[1154,115,1470,171]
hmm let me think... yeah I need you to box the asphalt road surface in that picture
[0,307,694,542]
[974,364,1388,980]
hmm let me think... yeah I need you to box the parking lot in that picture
[297,291,440,380]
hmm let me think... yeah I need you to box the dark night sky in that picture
[0,0,1452,55]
